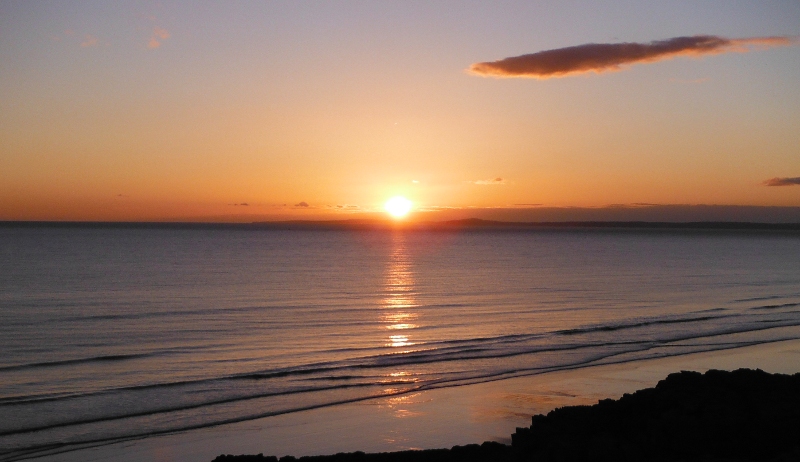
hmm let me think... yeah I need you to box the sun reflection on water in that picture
[388,335,411,347]
[382,233,419,348]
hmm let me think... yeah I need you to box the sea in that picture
[2,225,800,461]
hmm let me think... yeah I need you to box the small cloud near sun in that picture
[295,201,310,207]
[474,177,506,185]
[763,177,800,186]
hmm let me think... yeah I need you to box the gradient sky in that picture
[1,1,799,221]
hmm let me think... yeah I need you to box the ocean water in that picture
[1,226,800,461]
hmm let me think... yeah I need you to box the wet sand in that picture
[50,336,800,462]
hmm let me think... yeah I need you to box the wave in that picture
[557,315,728,335]
[3,305,800,462]
[734,293,800,303]
[3,331,799,462]
[0,353,157,373]
[750,302,800,311]
[4,308,797,406]
[0,380,406,438]
[44,302,478,326]
[4,310,800,426]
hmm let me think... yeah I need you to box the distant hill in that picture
[3,218,800,232]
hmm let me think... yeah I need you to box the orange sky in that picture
[1,2,799,222]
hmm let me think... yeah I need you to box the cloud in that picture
[80,34,99,47]
[474,177,506,185]
[763,177,800,186]
[295,201,310,207]
[57,30,107,47]
[148,27,170,49]
[469,35,794,79]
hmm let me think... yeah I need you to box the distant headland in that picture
[4,204,800,225]
[3,219,800,232]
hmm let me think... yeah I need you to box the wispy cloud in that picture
[763,177,800,186]
[474,177,506,185]
[80,34,99,48]
[148,27,170,49]
[59,30,106,48]
[469,35,794,79]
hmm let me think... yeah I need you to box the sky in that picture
[1,1,799,222]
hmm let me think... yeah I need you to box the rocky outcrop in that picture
[512,368,800,461]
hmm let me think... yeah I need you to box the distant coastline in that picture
[3,218,800,232]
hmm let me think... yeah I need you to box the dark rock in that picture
[213,454,278,462]
[511,368,800,461]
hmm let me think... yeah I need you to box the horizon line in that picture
[3,218,800,232]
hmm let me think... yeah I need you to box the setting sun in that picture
[384,196,412,218]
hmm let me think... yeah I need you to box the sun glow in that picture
[384,196,412,218]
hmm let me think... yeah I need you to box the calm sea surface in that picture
[2,226,800,460]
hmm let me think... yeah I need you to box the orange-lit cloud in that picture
[474,177,506,185]
[763,177,800,186]
[148,27,171,49]
[469,35,794,79]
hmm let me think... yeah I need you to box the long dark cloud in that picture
[469,35,794,79]
[763,177,800,186]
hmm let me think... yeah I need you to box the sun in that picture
[384,196,412,218]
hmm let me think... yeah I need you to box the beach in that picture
[45,336,800,462]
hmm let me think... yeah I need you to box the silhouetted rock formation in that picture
[214,369,800,462]
[513,368,800,461]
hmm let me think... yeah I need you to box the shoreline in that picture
[43,337,800,462]
[214,368,800,462]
